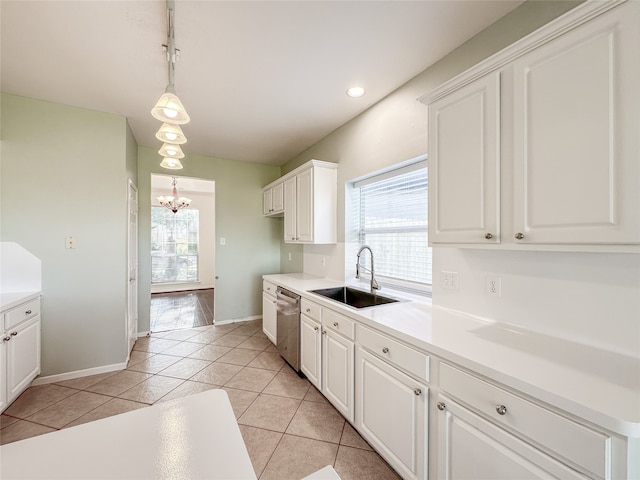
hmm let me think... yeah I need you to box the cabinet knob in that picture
[437,402,446,411]
[306,308,311,313]
[10,331,18,336]
[313,326,319,332]
[321,330,327,335]
[515,232,525,240]
[333,322,339,327]
[382,347,389,354]
[25,309,32,315]
[413,388,422,396]
[3,336,11,342]
[484,233,493,240]
[496,404,508,415]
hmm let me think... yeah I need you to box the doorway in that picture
[150,174,215,332]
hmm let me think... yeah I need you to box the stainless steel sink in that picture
[309,286,400,309]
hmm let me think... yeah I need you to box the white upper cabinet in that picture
[273,160,337,244]
[511,4,639,245]
[263,181,284,216]
[428,72,500,244]
[422,0,640,251]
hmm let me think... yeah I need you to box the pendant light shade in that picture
[160,157,184,170]
[158,142,185,159]
[156,123,187,144]
[151,92,191,125]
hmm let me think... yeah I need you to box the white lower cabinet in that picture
[1,296,41,412]
[437,362,614,480]
[300,313,321,389]
[261,281,277,345]
[321,309,354,423]
[356,347,428,480]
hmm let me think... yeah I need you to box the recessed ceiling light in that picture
[346,86,366,98]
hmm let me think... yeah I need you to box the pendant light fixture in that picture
[157,177,191,213]
[153,0,190,170]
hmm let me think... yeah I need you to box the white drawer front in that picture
[322,308,355,340]
[263,281,277,297]
[440,363,610,479]
[5,298,41,331]
[358,325,430,382]
[301,298,321,322]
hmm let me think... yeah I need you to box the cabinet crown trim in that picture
[263,159,338,191]
[419,0,626,105]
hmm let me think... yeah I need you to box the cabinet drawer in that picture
[440,363,610,479]
[358,325,429,382]
[322,308,355,340]
[5,298,41,331]
[301,298,321,322]
[263,281,277,297]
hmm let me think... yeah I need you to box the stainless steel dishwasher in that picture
[276,286,301,372]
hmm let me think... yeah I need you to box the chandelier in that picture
[157,177,192,213]
[152,0,190,170]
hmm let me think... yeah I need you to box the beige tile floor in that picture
[0,319,401,480]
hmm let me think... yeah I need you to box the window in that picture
[354,159,431,294]
[151,207,199,283]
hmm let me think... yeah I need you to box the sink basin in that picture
[309,286,400,309]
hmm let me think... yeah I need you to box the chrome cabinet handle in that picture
[25,309,32,315]
[515,233,525,240]
[313,326,319,332]
[321,330,327,335]
[437,402,446,411]
[3,336,11,342]
[496,404,508,415]
[382,347,389,354]
[333,322,339,327]
[11,331,18,336]
[413,388,422,396]
[485,233,493,239]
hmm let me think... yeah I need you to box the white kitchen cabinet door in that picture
[263,188,273,216]
[0,337,6,413]
[6,316,40,404]
[428,71,500,244]
[283,177,297,242]
[511,3,639,245]
[322,328,354,423]
[300,314,321,390]
[295,167,314,243]
[262,291,277,345]
[436,396,588,480]
[272,182,284,214]
[356,347,428,480]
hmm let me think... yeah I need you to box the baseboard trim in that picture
[215,315,261,326]
[31,362,127,386]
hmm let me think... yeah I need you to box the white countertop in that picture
[0,291,40,312]
[265,273,640,438]
[0,390,256,479]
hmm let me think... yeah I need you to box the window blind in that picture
[356,162,431,292]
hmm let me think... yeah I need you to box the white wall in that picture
[282,1,640,357]
[150,184,216,293]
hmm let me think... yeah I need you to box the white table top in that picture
[0,390,256,480]
[264,273,640,438]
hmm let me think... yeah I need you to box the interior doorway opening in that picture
[150,174,215,332]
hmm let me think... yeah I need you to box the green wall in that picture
[1,94,132,376]
[137,147,281,332]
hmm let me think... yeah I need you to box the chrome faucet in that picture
[356,245,380,294]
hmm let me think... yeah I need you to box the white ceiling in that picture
[1,0,523,166]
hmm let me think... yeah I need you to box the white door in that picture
[127,180,138,353]
[6,317,40,403]
[321,328,354,422]
[295,168,314,243]
[436,396,588,480]
[512,4,640,245]
[261,291,277,345]
[283,177,297,242]
[428,72,501,244]
[300,314,321,389]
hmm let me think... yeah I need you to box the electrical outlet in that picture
[441,271,459,290]
[486,275,501,297]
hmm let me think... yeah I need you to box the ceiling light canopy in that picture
[160,158,184,170]
[156,123,187,144]
[158,142,185,158]
[346,86,366,98]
